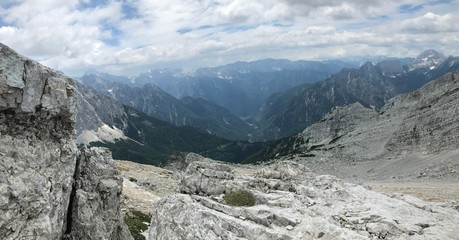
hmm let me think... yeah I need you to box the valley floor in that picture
[369,181,459,203]
[115,160,178,215]
[289,151,459,204]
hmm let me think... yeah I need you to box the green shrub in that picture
[223,190,256,206]
[124,210,151,240]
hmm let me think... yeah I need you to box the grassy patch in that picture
[223,190,256,207]
[124,210,152,240]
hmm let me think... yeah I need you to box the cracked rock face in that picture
[64,147,132,240]
[149,154,459,240]
[0,43,77,240]
[0,43,131,239]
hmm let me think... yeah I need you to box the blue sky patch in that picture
[78,0,108,10]
[272,20,292,28]
[101,23,122,46]
[197,25,215,30]
[122,1,138,19]
[177,27,193,34]
[221,23,258,33]
[427,0,453,5]
[399,4,423,13]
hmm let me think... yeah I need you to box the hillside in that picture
[246,71,459,182]
[80,74,254,140]
[74,82,265,165]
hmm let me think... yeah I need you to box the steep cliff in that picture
[0,43,131,239]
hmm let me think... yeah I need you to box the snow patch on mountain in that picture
[409,49,446,71]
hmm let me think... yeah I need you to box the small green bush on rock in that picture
[223,190,256,206]
[124,210,151,240]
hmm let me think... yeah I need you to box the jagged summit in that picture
[359,61,377,73]
[410,49,446,70]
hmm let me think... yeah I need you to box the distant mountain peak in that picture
[361,61,374,68]
[410,49,446,70]
[359,61,377,74]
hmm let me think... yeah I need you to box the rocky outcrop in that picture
[0,43,78,239]
[64,148,132,240]
[0,43,131,239]
[149,155,459,239]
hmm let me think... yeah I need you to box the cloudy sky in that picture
[0,0,458,76]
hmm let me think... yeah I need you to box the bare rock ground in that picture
[115,160,178,215]
[288,151,459,204]
[148,154,459,240]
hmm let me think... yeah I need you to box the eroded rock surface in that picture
[0,43,131,239]
[149,154,459,240]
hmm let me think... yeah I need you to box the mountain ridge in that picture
[245,70,459,181]
[251,50,459,140]
[80,74,254,140]
[74,81,267,165]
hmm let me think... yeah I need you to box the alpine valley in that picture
[2,42,459,240]
[77,49,459,145]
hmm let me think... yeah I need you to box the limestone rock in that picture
[64,147,132,240]
[0,43,132,239]
[0,43,78,240]
[149,156,459,239]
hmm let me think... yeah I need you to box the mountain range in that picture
[74,81,266,165]
[80,74,254,140]
[250,50,459,140]
[245,70,459,181]
[135,59,356,117]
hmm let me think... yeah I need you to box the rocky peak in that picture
[359,61,377,75]
[375,59,404,76]
[410,49,446,71]
[0,43,132,239]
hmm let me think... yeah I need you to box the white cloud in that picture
[0,0,458,75]
[400,12,459,33]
